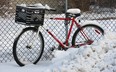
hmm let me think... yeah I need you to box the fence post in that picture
[65,0,68,40]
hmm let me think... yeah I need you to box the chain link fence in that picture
[0,0,116,63]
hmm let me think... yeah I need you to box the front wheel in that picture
[13,27,44,66]
[72,24,104,47]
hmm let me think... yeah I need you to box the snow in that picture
[18,3,53,10]
[0,32,116,72]
[19,4,27,7]
[67,8,81,14]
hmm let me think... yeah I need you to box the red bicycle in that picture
[13,5,104,66]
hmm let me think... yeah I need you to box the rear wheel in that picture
[13,27,44,66]
[72,24,104,47]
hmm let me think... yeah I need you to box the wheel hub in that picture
[26,45,32,49]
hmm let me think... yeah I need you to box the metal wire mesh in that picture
[0,0,116,63]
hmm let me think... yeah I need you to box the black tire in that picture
[72,24,104,47]
[13,27,44,66]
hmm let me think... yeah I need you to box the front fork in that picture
[26,26,40,49]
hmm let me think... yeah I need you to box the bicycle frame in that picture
[45,17,84,48]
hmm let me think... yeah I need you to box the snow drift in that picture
[44,31,116,72]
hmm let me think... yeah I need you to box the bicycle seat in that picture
[67,8,81,14]
[67,8,81,17]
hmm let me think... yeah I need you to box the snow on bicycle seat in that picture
[67,8,81,14]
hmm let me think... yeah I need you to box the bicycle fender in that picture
[82,20,103,28]
[22,27,37,32]
[14,27,37,41]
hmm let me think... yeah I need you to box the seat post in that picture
[65,0,68,41]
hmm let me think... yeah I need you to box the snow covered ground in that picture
[0,31,116,72]
[0,4,116,71]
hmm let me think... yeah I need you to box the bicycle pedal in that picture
[50,46,57,51]
[50,47,55,51]
[74,45,80,48]
[63,48,68,51]
[77,45,80,48]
